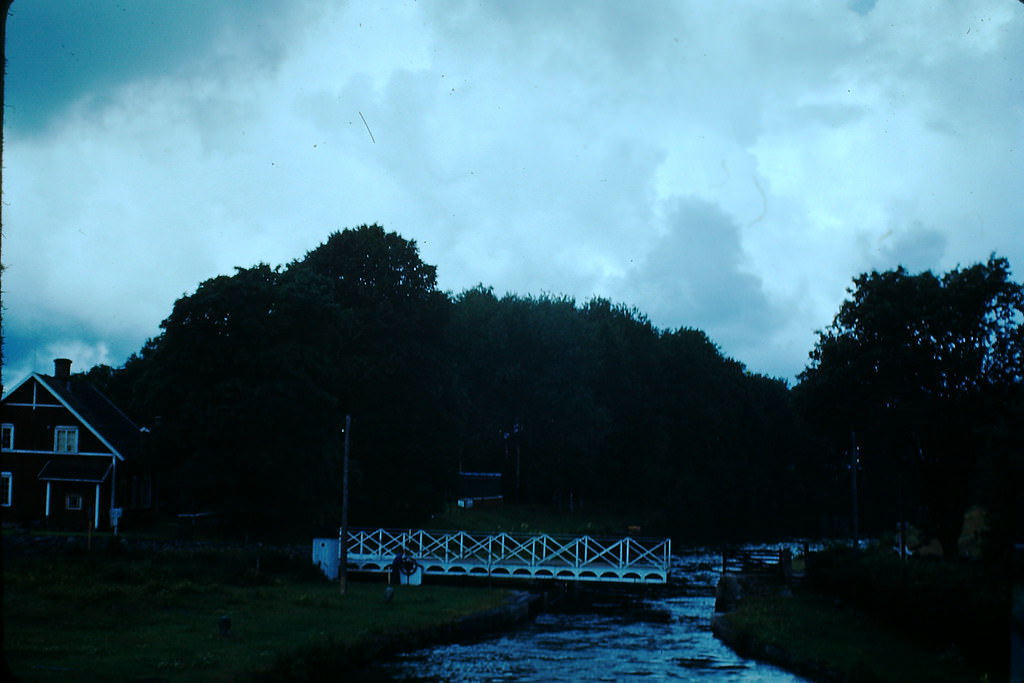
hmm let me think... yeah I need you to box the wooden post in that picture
[898,443,908,561]
[340,414,351,595]
[850,431,859,548]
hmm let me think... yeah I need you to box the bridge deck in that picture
[341,528,671,584]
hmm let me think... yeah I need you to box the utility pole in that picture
[339,414,351,595]
[897,453,906,561]
[514,421,521,502]
[850,431,859,548]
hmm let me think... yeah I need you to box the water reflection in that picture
[372,551,807,682]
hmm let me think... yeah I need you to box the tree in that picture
[796,256,1023,559]
[443,289,607,508]
[136,264,346,533]
[291,224,439,308]
[288,226,455,525]
[106,226,457,534]
[93,224,826,541]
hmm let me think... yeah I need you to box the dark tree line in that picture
[85,226,1021,553]
[796,256,1023,562]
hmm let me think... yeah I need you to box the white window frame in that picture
[66,493,83,511]
[1,472,12,507]
[1,424,13,450]
[54,426,79,453]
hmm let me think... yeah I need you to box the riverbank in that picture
[1,534,527,681]
[711,590,998,683]
[251,588,542,681]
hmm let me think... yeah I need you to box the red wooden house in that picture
[1,358,151,531]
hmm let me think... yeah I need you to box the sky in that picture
[3,0,1022,388]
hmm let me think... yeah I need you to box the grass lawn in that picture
[2,544,508,682]
[721,591,1001,683]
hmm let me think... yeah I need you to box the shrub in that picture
[805,546,1008,669]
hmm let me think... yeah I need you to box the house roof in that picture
[2,372,144,462]
[40,375,143,462]
[38,459,113,483]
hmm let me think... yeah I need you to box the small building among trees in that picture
[1,358,151,531]
[456,471,503,508]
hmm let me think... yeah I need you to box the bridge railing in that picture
[721,547,794,577]
[344,528,671,575]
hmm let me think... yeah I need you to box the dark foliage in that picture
[87,227,1018,548]
[91,226,817,540]
[795,256,1024,561]
[806,546,1009,670]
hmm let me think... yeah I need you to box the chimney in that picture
[54,358,72,379]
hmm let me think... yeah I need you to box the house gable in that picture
[2,373,140,461]
[1,359,148,530]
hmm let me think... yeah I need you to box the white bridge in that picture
[335,528,672,584]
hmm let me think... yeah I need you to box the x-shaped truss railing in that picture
[343,528,671,575]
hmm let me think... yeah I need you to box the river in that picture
[369,549,808,682]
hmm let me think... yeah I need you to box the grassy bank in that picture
[2,541,508,681]
[718,590,1000,682]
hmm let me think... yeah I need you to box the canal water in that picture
[370,549,808,682]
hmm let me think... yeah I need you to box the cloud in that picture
[848,0,878,16]
[866,221,948,273]
[621,197,789,373]
[4,0,304,137]
[3,0,1022,387]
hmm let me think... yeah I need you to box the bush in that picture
[805,546,1008,668]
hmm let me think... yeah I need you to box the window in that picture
[1,424,12,450]
[131,475,153,509]
[54,426,79,453]
[1,473,11,507]
[66,493,83,511]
